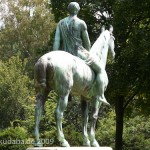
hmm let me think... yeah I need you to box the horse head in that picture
[90,25,115,68]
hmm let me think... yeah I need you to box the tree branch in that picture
[123,89,140,111]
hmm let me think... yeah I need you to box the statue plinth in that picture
[27,147,113,150]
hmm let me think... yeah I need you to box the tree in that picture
[0,0,56,60]
[108,0,150,149]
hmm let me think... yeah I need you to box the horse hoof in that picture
[83,139,91,147]
[61,139,70,147]
[91,140,100,147]
[34,140,43,147]
[83,142,91,147]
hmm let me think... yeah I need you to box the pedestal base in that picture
[27,147,113,150]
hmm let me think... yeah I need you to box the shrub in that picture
[123,115,150,150]
[0,127,28,150]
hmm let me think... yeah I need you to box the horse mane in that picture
[90,30,110,60]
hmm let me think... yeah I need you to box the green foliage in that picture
[96,110,116,148]
[64,123,83,146]
[0,56,34,129]
[106,0,150,117]
[0,0,56,60]
[123,115,150,150]
[0,127,28,150]
[107,1,150,149]
[96,110,150,150]
[111,0,150,102]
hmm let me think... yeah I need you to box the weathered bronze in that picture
[34,27,115,147]
[34,2,115,148]
[53,2,114,106]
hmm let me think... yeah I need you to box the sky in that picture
[0,0,8,28]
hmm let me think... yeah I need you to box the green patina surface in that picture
[34,2,115,147]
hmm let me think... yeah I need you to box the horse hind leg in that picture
[81,96,90,146]
[34,93,48,147]
[34,80,49,147]
[55,90,70,147]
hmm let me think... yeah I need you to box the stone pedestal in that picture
[27,147,113,150]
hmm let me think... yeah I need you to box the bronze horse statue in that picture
[34,27,115,147]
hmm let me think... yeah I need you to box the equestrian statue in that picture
[34,2,115,147]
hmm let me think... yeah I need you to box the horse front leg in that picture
[55,93,70,147]
[89,98,102,147]
[81,96,90,146]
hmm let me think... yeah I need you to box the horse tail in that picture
[34,59,47,91]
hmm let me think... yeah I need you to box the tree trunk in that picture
[115,95,124,150]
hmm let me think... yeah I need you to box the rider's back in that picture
[57,16,88,55]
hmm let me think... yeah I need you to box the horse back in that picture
[34,51,95,96]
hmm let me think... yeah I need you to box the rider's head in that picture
[67,2,80,15]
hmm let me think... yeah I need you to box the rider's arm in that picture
[53,24,61,50]
[81,21,91,51]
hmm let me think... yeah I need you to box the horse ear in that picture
[109,25,113,34]
[101,25,105,33]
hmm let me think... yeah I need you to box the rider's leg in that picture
[95,70,110,106]
[77,49,110,105]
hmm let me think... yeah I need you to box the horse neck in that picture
[100,45,109,69]
[90,31,109,69]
